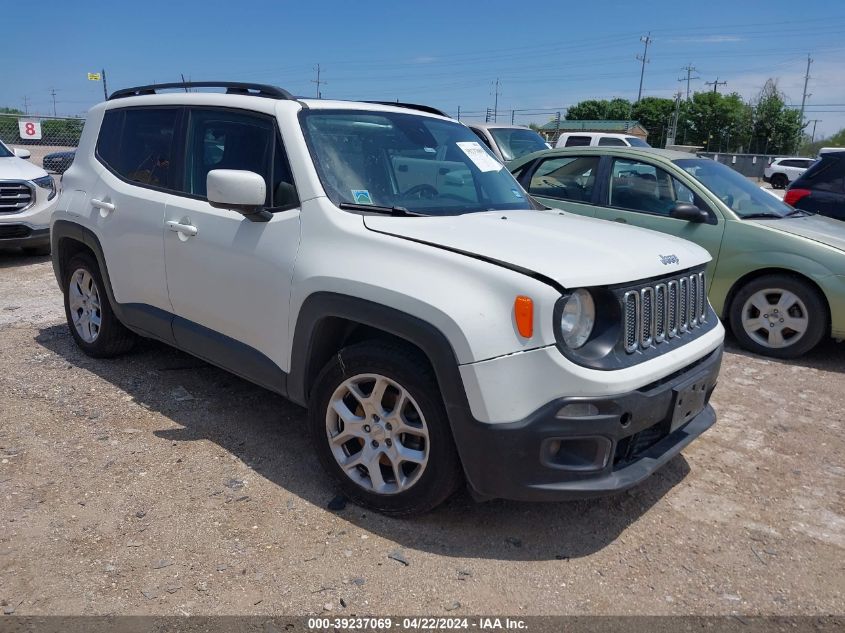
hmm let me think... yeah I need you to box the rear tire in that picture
[63,252,136,357]
[771,173,788,189]
[308,341,463,516]
[729,274,826,359]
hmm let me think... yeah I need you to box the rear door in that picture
[592,156,725,277]
[162,106,301,390]
[88,106,182,339]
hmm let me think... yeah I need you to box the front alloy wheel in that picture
[309,341,462,515]
[326,373,429,495]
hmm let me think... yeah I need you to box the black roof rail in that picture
[108,82,294,101]
[363,101,449,117]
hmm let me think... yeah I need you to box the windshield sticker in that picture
[456,141,503,172]
[351,190,373,205]
[511,188,524,199]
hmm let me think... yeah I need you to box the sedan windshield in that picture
[488,128,549,161]
[675,158,795,218]
[300,110,538,216]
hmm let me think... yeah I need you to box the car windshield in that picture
[675,158,795,218]
[627,137,650,148]
[0,142,13,158]
[488,128,549,161]
[300,110,538,216]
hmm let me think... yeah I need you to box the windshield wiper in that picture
[338,202,427,217]
[741,212,785,219]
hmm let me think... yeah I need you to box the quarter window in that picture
[97,108,179,190]
[598,137,626,146]
[527,155,600,203]
[564,135,592,147]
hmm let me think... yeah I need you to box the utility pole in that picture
[312,64,325,98]
[491,78,501,123]
[22,96,30,115]
[50,88,57,116]
[511,109,515,125]
[705,78,727,94]
[667,91,682,147]
[636,32,652,102]
[678,64,699,100]
[456,105,460,121]
[799,54,813,124]
[485,107,493,123]
[809,119,821,144]
[554,111,561,143]
[102,68,109,100]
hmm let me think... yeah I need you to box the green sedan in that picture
[508,147,845,358]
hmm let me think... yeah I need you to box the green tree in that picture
[565,98,632,120]
[684,91,750,152]
[750,80,803,154]
[631,97,676,146]
[800,128,845,156]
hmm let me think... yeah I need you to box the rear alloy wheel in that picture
[729,275,826,359]
[309,341,462,515]
[63,252,136,357]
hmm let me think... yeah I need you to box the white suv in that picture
[763,157,816,189]
[52,82,724,515]
[0,140,58,254]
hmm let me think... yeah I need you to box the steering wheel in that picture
[402,184,439,199]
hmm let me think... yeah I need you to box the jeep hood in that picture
[0,155,48,181]
[751,214,845,253]
[363,210,711,288]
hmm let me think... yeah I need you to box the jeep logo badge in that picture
[659,254,679,265]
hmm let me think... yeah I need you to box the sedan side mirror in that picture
[670,202,708,223]
[13,148,31,159]
[207,169,271,222]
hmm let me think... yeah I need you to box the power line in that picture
[636,32,652,102]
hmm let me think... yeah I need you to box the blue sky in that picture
[4,0,844,137]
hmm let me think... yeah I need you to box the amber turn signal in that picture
[514,295,534,338]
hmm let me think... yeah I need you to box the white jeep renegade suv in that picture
[52,82,725,515]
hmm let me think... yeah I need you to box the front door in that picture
[163,107,301,391]
[593,156,725,280]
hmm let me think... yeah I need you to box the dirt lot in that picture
[0,252,843,616]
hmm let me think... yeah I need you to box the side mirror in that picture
[670,202,708,223]
[13,148,31,159]
[207,169,270,222]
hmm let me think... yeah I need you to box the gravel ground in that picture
[0,251,843,616]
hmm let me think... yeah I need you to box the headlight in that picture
[33,175,57,200]
[558,289,595,349]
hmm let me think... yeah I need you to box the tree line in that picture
[556,79,819,155]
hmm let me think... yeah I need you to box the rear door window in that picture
[804,156,844,193]
[96,108,180,190]
[527,155,600,203]
[598,137,626,146]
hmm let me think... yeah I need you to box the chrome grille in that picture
[623,271,707,354]
[0,181,34,214]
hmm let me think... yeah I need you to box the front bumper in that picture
[454,346,722,501]
[0,224,50,249]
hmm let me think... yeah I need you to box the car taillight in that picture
[784,188,811,206]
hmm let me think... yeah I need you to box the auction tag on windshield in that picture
[351,190,373,204]
[456,141,502,172]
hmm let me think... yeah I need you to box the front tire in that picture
[63,252,136,357]
[729,274,826,359]
[771,173,788,189]
[308,341,463,516]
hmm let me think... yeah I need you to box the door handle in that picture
[91,198,115,217]
[166,220,198,237]
[613,217,627,223]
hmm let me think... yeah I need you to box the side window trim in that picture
[94,105,185,196]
